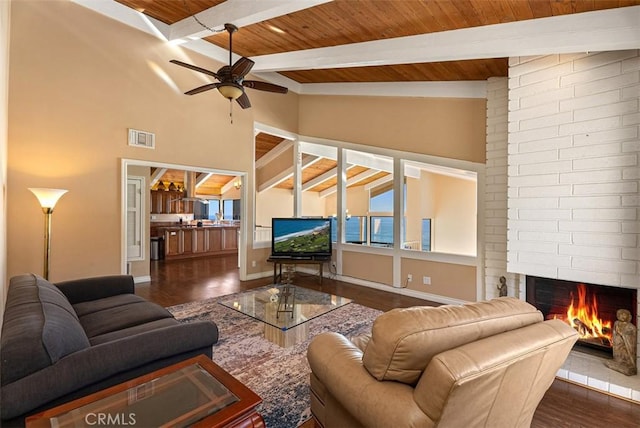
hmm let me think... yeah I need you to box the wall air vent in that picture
[128,128,155,149]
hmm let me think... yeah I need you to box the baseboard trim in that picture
[133,275,151,284]
[330,273,467,306]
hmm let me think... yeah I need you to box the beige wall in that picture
[401,258,477,301]
[255,187,294,227]
[431,174,477,255]
[7,1,297,281]
[299,95,486,163]
[1,0,10,325]
[342,251,393,286]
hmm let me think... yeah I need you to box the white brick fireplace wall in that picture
[507,50,639,288]
[484,51,639,401]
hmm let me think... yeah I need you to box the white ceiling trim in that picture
[149,167,167,187]
[299,81,487,98]
[257,156,318,192]
[254,139,293,169]
[252,6,640,72]
[302,167,338,192]
[364,174,393,191]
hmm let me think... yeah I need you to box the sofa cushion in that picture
[76,297,174,338]
[72,293,147,317]
[361,297,542,385]
[1,274,90,386]
[88,318,178,345]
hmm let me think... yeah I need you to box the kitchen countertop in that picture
[157,224,239,230]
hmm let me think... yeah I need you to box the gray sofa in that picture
[0,273,219,425]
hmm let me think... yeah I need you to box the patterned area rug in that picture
[167,287,382,428]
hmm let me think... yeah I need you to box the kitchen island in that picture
[154,224,239,260]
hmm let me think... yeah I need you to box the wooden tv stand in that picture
[267,256,331,285]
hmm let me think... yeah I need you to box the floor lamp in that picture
[29,188,68,280]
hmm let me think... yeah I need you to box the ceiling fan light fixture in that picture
[218,83,243,100]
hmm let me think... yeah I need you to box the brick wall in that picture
[484,77,512,299]
[507,51,639,289]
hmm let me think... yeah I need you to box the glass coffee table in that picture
[26,356,263,428]
[219,285,351,347]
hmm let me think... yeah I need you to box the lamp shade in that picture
[29,188,68,209]
[218,83,243,100]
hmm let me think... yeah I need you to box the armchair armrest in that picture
[308,332,430,428]
[54,275,135,304]
[0,321,218,420]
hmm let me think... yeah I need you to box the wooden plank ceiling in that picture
[116,0,637,83]
[117,0,638,194]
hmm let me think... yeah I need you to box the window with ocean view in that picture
[370,216,393,246]
[331,216,367,244]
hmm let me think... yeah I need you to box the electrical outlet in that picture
[407,274,413,282]
[423,276,431,285]
[251,260,256,268]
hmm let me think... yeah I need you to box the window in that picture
[252,126,478,257]
[331,215,367,244]
[223,199,241,220]
[370,216,393,246]
[194,199,221,220]
[403,160,477,255]
[421,218,432,251]
[369,184,393,212]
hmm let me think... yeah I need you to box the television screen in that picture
[271,218,332,258]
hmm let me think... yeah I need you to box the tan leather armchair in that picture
[307,297,578,428]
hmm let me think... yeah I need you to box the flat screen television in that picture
[271,218,332,259]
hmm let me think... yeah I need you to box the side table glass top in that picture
[37,364,239,428]
[218,285,351,331]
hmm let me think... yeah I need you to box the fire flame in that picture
[566,284,612,343]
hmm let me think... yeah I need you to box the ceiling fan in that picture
[170,23,288,110]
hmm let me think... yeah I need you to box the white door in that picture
[126,176,144,260]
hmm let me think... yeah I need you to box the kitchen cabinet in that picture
[208,228,222,252]
[160,226,239,260]
[165,230,180,256]
[182,229,193,254]
[194,228,207,253]
[223,228,238,250]
[150,190,193,214]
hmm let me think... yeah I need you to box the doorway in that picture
[121,159,247,283]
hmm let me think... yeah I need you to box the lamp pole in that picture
[29,188,68,280]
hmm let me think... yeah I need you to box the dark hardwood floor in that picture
[137,255,640,428]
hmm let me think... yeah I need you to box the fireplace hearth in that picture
[526,276,637,357]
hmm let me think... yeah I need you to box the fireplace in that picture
[526,276,637,357]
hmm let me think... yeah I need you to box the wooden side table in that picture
[26,355,264,428]
[268,256,330,285]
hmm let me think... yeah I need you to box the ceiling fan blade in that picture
[170,59,219,80]
[184,83,220,95]
[236,92,251,109]
[243,80,288,94]
[231,57,254,80]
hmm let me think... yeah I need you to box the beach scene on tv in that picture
[273,219,331,255]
